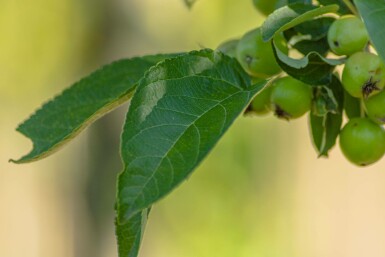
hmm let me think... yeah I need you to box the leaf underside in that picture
[11,54,178,164]
[183,0,197,9]
[354,0,385,63]
[272,40,343,85]
[116,208,150,257]
[261,3,339,42]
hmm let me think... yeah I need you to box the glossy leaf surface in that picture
[116,49,264,225]
[12,54,178,163]
[261,3,339,41]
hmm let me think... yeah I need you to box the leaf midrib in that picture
[121,78,248,220]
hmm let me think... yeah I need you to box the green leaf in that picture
[292,37,330,56]
[116,209,150,257]
[309,75,343,157]
[272,40,344,85]
[312,86,339,116]
[344,89,361,119]
[310,113,342,157]
[285,17,335,55]
[318,0,352,15]
[292,17,335,40]
[288,0,312,4]
[261,3,339,41]
[354,0,385,62]
[11,54,179,164]
[116,49,265,224]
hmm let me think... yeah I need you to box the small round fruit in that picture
[327,15,369,56]
[364,89,385,123]
[270,76,312,119]
[252,0,286,16]
[216,39,239,58]
[342,52,385,98]
[339,117,385,166]
[236,27,287,78]
[249,82,274,115]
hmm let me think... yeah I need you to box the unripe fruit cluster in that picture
[328,16,385,166]
[216,12,385,167]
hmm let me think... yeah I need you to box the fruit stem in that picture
[341,0,359,16]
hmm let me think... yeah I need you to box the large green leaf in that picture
[354,0,385,62]
[261,3,339,41]
[11,54,178,164]
[116,49,265,224]
[272,40,344,85]
[116,209,150,257]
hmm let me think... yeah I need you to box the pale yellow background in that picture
[2,1,385,257]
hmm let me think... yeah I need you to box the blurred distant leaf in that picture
[261,3,339,41]
[11,54,179,164]
[116,49,265,225]
[354,0,385,63]
[116,209,150,257]
[183,0,197,9]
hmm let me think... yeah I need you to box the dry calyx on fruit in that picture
[342,52,385,99]
[269,76,312,120]
[246,76,312,120]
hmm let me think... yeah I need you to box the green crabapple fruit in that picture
[216,39,239,58]
[364,89,385,124]
[327,15,369,56]
[339,117,385,166]
[270,76,312,120]
[342,52,385,98]
[252,0,286,16]
[236,27,287,78]
[249,80,274,115]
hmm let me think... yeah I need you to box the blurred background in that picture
[2,0,385,256]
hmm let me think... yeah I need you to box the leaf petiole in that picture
[341,0,359,16]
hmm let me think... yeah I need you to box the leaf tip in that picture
[317,152,329,158]
[8,156,30,164]
[8,158,17,164]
